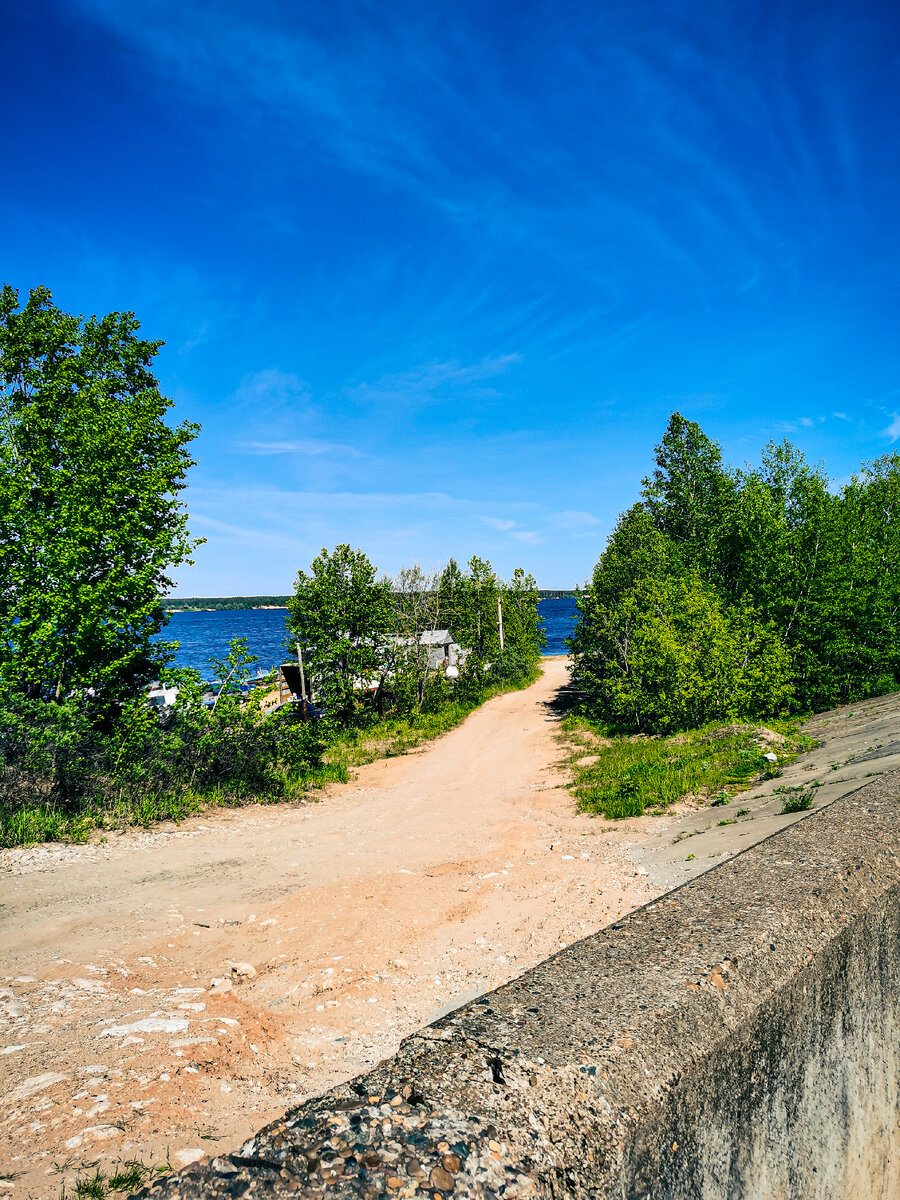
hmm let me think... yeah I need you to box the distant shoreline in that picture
[165,591,577,613]
[165,604,289,613]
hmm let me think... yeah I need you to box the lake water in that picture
[157,597,579,679]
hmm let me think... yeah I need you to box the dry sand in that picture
[0,658,658,1195]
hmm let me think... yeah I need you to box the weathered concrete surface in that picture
[631,688,900,890]
[140,773,900,1200]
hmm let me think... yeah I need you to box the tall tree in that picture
[500,567,545,667]
[285,544,393,720]
[437,558,466,642]
[0,285,200,703]
[642,411,738,587]
[390,564,445,711]
[572,413,900,724]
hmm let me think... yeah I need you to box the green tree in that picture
[574,570,793,733]
[0,285,200,703]
[208,636,258,709]
[389,564,446,713]
[449,556,503,672]
[729,441,834,705]
[437,558,466,642]
[285,544,393,721]
[499,567,545,670]
[642,412,738,589]
[830,454,900,699]
[574,413,900,724]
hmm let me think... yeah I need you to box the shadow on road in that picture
[544,669,582,719]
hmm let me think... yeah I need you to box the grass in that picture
[54,1158,166,1199]
[776,783,818,814]
[1,668,540,848]
[0,763,349,848]
[561,716,816,819]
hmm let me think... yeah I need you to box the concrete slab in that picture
[629,690,900,889]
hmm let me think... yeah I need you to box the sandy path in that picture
[0,658,657,1195]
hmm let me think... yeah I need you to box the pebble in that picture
[174,1148,207,1166]
[98,1016,188,1037]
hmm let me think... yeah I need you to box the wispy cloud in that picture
[549,510,602,531]
[775,416,818,433]
[882,414,900,443]
[240,439,361,457]
[479,516,516,531]
[346,354,521,409]
[234,368,311,411]
[179,322,208,354]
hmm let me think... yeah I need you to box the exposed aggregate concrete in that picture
[141,771,900,1200]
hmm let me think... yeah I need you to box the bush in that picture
[574,571,793,734]
[571,413,900,726]
[0,688,329,846]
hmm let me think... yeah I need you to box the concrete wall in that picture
[142,773,900,1200]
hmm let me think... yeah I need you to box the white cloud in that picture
[240,439,361,457]
[833,411,849,420]
[178,321,208,354]
[549,510,602,531]
[882,414,900,443]
[510,530,544,545]
[479,516,516,531]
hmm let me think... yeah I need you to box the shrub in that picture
[0,686,328,846]
[573,571,793,734]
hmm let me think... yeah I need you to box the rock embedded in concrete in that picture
[135,771,900,1200]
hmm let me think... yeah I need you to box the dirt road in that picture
[0,658,657,1195]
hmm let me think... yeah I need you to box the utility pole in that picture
[296,642,307,701]
[497,594,504,652]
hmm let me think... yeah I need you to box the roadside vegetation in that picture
[0,286,544,847]
[571,413,900,733]
[560,715,815,818]
[51,1155,169,1199]
[565,412,898,817]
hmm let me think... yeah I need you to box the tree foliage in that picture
[286,548,545,725]
[574,569,792,733]
[572,411,900,730]
[285,544,394,721]
[0,285,200,703]
[0,642,326,845]
[0,289,327,844]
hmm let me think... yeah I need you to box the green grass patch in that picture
[776,783,817,813]
[561,716,815,819]
[55,1158,164,1199]
[0,762,349,848]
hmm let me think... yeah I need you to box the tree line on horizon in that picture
[570,413,900,733]
[163,589,576,610]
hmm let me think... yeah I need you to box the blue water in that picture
[539,597,579,655]
[156,598,579,678]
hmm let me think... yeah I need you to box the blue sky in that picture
[3,0,899,591]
